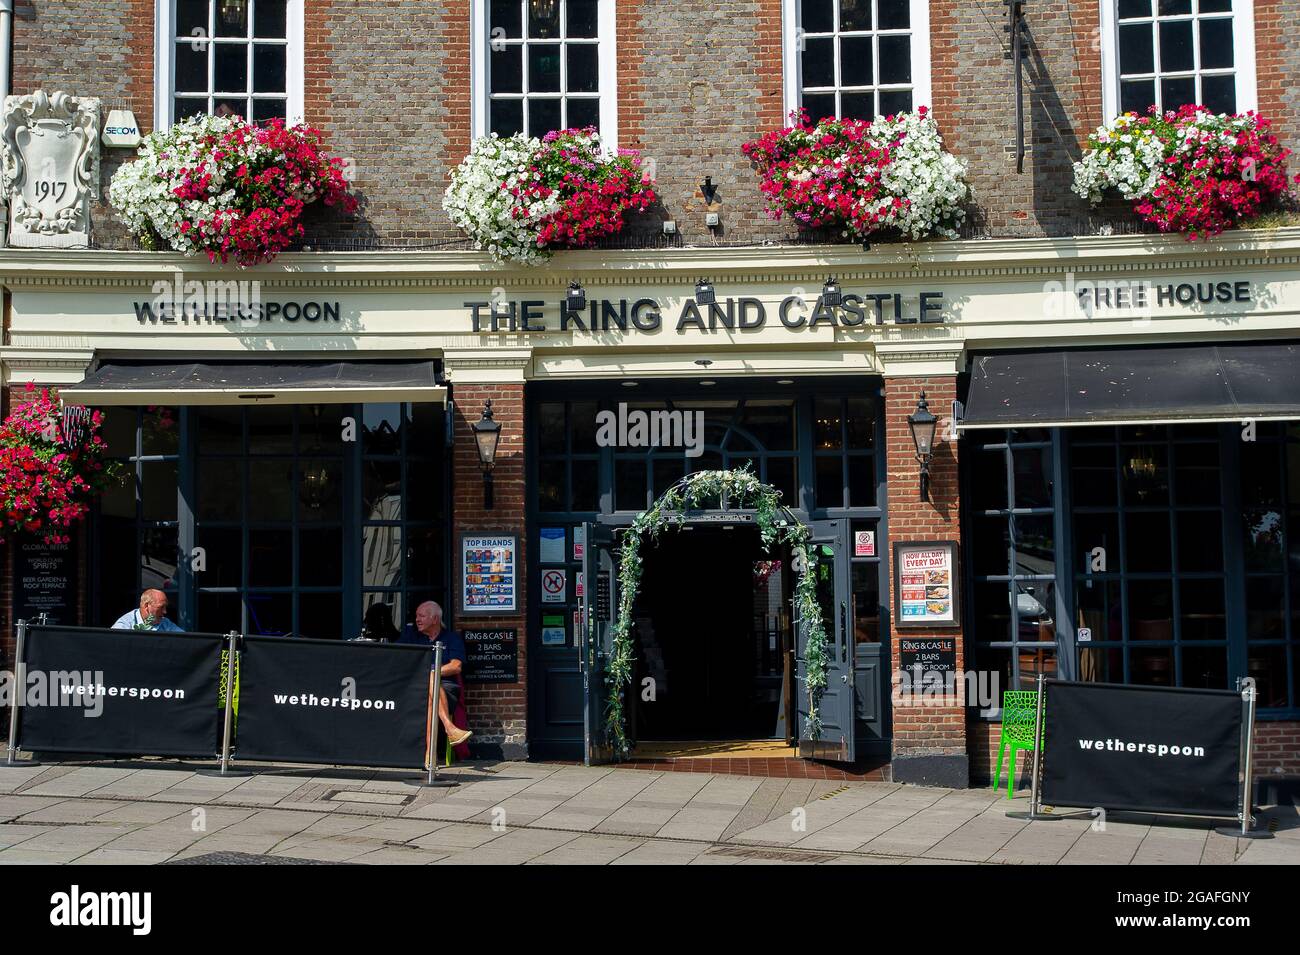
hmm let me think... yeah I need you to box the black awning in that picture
[61,360,446,406]
[960,342,1300,430]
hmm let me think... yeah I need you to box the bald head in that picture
[415,601,443,637]
[139,589,169,626]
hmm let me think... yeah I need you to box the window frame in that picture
[1098,0,1257,120]
[469,0,619,146]
[781,0,933,123]
[153,0,306,131]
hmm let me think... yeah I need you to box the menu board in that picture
[461,534,517,614]
[13,537,76,625]
[893,541,959,629]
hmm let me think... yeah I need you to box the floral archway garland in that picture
[603,468,830,759]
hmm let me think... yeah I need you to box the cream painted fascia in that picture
[4,228,1300,384]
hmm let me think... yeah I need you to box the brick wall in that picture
[884,376,966,784]
[1254,1,1300,157]
[450,384,528,760]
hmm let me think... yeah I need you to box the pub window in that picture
[475,0,615,141]
[159,0,305,127]
[785,0,933,122]
[1103,0,1257,117]
[1070,425,1231,693]
[967,429,1059,692]
[812,396,877,510]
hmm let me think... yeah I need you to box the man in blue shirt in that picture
[112,589,184,632]
[398,601,472,746]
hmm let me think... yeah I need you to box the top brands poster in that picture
[462,534,517,614]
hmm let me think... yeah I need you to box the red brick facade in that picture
[450,384,528,759]
[883,376,966,785]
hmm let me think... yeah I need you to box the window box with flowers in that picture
[742,107,970,243]
[0,386,120,545]
[443,127,657,265]
[108,114,356,266]
[1073,106,1298,239]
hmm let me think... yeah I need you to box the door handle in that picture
[840,602,848,664]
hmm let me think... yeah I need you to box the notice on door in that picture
[541,568,567,604]
[462,534,517,614]
[893,540,959,629]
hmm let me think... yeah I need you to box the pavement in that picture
[0,753,1296,865]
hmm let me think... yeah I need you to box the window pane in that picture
[1201,74,1236,114]
[1118,0,1151,17]
[801,0,834,32]
[1198,17,1233,69]
[215,0,248,36]
[878,89,912,116]
[252,99,286,123]
[177,0,210,36]
[142,406,181,455]
[876,0,910,29]
[198,406,242,454]
[848,455,874,507]
[1179,578,1225,640]
[539,459,564,511]
[1129,580,1174,641]
[840,91,874,121]
[1179,644,1225,689]
[362,459,402,520]
[766,457,797,504]
[491,45,523,94]
[1074,512,1120,569]
[142,526,179,591]
[197,592,243,635]
[362,524,403,589]
[1158,0,1191,14]
[141,461,179,522]
[1119,23,1155,75]
[529,0,561,38]
[299,593,343,641]
[1016,580,1055,643]
[529,97,562,136]
[491,0,523,37]
[1198,0,1230,11]
[973,515,1012,576]
[1013,515,1055,573]
[974,582,1013,643]
[814,398,842,449]
[1245,509,1284,571]
[296,458,342,521]
[1160,75,1196,111]
[1158,19,1195,73]
[248,459,293,521]
[840,0,872,30]
[802,36,835,88]
[570,401,598,452]
[175,42,209,93]
[852,562,880,644]
[567,44,599,93]
[1012,446,1052,508]
[491,99,524,136]
[198,527,241,588]
[973,448,1008,511]
[845,398,874,448]
[248,406,293,454]
[1120,79,1156,114]
[174,97,209,122]
[816,456,843,509]
[215,44,249,92]
[1246,576,1286,641]
[1248,644,1289,708]
[253,0,288,38]
[567,0,599,37]
[197,459,244,522]
[214,97,248,120]
[299,528,342,586]
[840,36,873,87]
[253,44,287,93]
[567,97,600,130]
[1076,578,1122,642]
[246,592,292,636]
[615,459,648,511]
[1126,512,1172,572]
[653,457,685,497]
[1176,510,1222,572]
[1173,440,1220,505]
[877,35,911,84]
[571,460,598,512]
[803,92,836,122]
[1130,646,1174,686]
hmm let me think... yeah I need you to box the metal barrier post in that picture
[4,619,37,767]
[1008,672,1057,822]
[1218,678,1270,839]
[413,643,457,787]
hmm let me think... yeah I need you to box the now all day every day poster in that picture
[898,545,954,624]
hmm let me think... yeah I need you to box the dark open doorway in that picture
[630,524,795,743]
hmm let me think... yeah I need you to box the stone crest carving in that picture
[1,91,100,248]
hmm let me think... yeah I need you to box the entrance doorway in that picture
[630,524,795,745]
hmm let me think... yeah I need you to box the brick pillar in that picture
[884,375,968,787]
[451,381,528,760]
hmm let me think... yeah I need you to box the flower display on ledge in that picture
[0,385,121,545]
[741,106,971,242]
[1073,105,1297,239]
[443,127,657,265]
[109,114,357,267]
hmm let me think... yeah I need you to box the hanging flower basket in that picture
[742,106,970,242]
[1073,106,1297,239]
[109,114,357,266]
[0,385,121,545]
[602,467,829,759]
[443,127,657,265]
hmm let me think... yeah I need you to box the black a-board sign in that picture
[12,537,76,624]
[464,629,518,683]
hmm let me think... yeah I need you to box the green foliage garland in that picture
[602,467,830,759]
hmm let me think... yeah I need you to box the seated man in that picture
[398,601,472,747]
[112,589,183,632]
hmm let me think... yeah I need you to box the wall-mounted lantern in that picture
[907,391,938,502]
[472,400,502,509]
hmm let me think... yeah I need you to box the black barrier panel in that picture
[1040,680,1243,818]
[234,636,433,768]
[18,625,225,758]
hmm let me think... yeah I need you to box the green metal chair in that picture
[993,690,1040,798]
